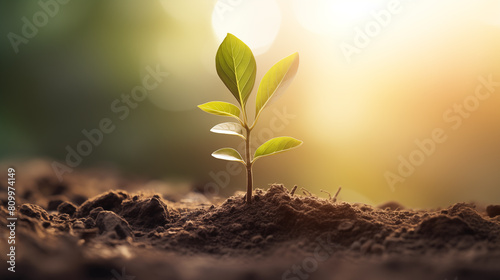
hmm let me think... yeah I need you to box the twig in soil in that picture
[320,189,332,200]
[290,185,298,196]
[301,187,312,197]
[332,186,342,203]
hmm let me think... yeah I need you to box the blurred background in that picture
[1,0,500,208]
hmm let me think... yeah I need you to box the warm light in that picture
[483,2,500,27]
[211,0,281,55]
[293,0,387,33]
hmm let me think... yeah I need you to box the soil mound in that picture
[1,174,500,280]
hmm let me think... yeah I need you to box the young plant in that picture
[198,33,302,204]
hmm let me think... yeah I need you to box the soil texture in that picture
[1,162,500,280]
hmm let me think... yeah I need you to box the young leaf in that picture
[198,101,241,121]
[253,136,303,163]
[210,122,245,139]
[216,33,257,106]
[212,148,245,163]
[255,53,299,118]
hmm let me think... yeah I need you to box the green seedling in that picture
[198,33,302,204]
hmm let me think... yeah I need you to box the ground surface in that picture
[1,161,500,280]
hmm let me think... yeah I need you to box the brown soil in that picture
[1,164,500,280]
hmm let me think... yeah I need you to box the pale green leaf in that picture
[255,53,299,118]
[212,148,245,163]
[253,136,302,163]
[216,33,257,105]
[198,101,241,121]
[210,122,245,139]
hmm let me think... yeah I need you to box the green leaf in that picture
[210,122,245,139]
[255,53,299,118]
[212,148,245,163]
[216,33,257,106]
[198,101,241,121]
[253,136,302,163]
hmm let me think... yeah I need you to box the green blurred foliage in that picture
[0,0,215,180]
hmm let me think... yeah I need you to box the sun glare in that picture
[211,0,281,55]
[293,0,387,34]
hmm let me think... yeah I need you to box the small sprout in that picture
[332,186,342,203]
[198,34,302,204]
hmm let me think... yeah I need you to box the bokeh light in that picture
[211,0,281,55]
[293,0,387,34]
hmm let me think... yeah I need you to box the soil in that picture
[1,162,500,280]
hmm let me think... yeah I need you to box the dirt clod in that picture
[416,215,474,238]
[19,204,49,220]
[47,197,65,210]
[121,196,170,228]
[57,201,77,216]
[486,205,500,218]
[76,191,128,218]
[95,210,134,240]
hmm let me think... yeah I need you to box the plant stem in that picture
[245,126,253,203]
